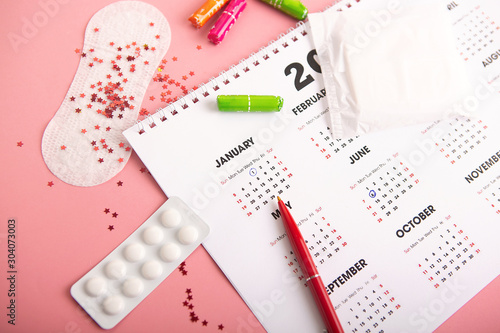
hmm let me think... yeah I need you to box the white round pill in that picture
[103,295,125,315]
[85,277,106,297]
[161,208,182,228]
[177,225,199,245]
[105,260,126,280]
[160,243,181,262]
[124,243,145,262]
[142,225,163,245]
[141,260,163,280]
[122,277,144,298]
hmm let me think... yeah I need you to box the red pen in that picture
[278,197,344,333]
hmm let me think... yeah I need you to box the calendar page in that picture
[124,1,500,332]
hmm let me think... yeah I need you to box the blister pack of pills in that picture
[70,196,210,329]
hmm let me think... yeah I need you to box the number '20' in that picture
[284,49,322,91]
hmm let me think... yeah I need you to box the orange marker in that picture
[189,0,230,28]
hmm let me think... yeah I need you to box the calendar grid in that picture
[361,154,420,223]
[435,118,488,165]
[232,153,293,217]
[417,215,480,289]
[456,4,500,61]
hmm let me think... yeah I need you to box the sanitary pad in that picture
[42,1,171,186]
[309,3,473,139]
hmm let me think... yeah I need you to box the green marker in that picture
[217,95,284,112]
[260,0,308,21]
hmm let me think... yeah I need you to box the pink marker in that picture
[208,0,247,44]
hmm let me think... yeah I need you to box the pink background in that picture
[1,0,499,332]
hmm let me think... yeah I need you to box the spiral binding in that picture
[135,0,361,134]
[188,89,199,104]
[158,108,167,122]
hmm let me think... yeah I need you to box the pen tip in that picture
[277,196,281,202]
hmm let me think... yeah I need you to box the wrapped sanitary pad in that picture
[309,2,473,139]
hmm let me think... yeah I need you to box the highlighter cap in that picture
[261,0,308,20]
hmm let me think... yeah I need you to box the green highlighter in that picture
[260,0,308,21]
[217,95,284,112]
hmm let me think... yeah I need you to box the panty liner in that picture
[42,1,171,186]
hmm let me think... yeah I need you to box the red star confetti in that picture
[47,181,54,187]
[17,141,23,147]
[74,48,81,54]
[181,283,219,329]
[112,212,118,218]
[117,181,123,186]
[60,145,67,150]
[104,208,110,214]
[94,27,99,32]
[108,225,114,231]
[178,261,188,275]
[196,45,202,50]
[218,324,224,330]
